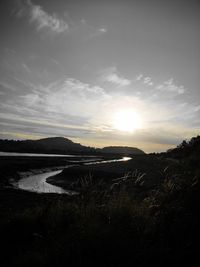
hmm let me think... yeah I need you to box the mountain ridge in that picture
[0,137,145,155]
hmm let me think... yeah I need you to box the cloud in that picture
[0,114,90,140]
[102,67,131,86]
[64,78,106,99]
[105,73,131,86]
[0,72,199,152]
[193,105,200,112]
[0,81,17,92]
[89,27,108,38]
[0,77,112,141]
[99,28,107,33]
[17,0,69,34]
[135,75,186,96]
[136,74,143,81]
[80,19,107,38]
[136,74,153,86]
[144,77,153,86]
[22,63,31,73]
[156,78,186,95]
[0,77,107,122]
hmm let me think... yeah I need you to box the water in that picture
[0,151,96,157]
[85,156,131,165]
[13,156,131,194]
[15,170,74,194]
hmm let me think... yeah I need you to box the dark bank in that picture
[0,136,199,266]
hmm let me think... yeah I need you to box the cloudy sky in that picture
[0,0,199,152]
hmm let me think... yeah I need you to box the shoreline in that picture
[46,155,166,192]
[0,154,123,193]
[1,154,174,195]
[11,157,131,194]
[0,154,107,187]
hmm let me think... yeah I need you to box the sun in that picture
[113,109,141,133]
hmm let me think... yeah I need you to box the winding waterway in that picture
[12,156,131,194]
[15,170,71,194]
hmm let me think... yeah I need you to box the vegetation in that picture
[0,136,200,266]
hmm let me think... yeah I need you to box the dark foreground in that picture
[0,144,200,266]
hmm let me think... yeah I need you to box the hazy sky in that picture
[0,0,199,152]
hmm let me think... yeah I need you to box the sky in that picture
[0,0,199,152]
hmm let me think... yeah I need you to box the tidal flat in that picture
[0,153,199,266]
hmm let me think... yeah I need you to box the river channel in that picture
[12,156,131,194]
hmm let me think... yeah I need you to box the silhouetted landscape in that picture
[0,135,199,266]
[0,137,145,155]
[1,0,199,266]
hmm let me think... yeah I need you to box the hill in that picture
[166,135,200,159]
[99,146,145,155]
[0,137,95,154]
[0,137,145,155]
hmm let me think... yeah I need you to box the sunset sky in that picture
[0,0,199,152]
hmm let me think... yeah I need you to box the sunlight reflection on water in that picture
[84,156,131,165]
[16,170,72,194]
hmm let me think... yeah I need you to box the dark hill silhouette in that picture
[33,137,89,152]
[99,146,144,155]
[0,137,95,154]
[0,137,145,155]
[164,135,200,170]
[166,135,200,159]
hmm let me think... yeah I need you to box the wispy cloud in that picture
[0,77,111,140]
[136,74,153,86]
[0,81,17,92]
[143,77,153,86]
[136,74,186,95]
[0,77,107,121]
[136,74,143,81]
[102,67,131,86]
[17,0,69,34]
[156,78,186,95]
[0,72,198,151]
[80,19,107,38]
[64,78,106,99]
[22,63,31,73]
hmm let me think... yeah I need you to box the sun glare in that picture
[113,109,141,133]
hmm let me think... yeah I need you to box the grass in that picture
[0,147,199,266]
